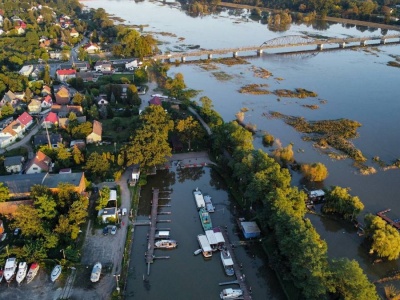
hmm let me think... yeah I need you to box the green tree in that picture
[364,214,400,260]
[43,65,51,85]
[34,194,57,220]
[56,143,72,168]
[301,162,328,181]
[72,145,84,165]
[1,103,15,118]
[96,186,110,211]
[72,92,84,105]
[274,143,294,165]
[328,258,379,300]
[13,205,44,237]
[84,152,110,179]
[175,116,204,150]
[165,73,186,99]
[0,182,10,202]
[88,104,99,120]
[322,186,364,220]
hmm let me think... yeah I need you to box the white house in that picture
[19,65,34,77]
[83,43,100,54]
[100,207,117,223]
[4,156,24,173]
[94,61,112,73]
[24,151,52,174]
[125,59,142,70]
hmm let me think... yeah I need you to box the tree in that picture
[56,143,72,168]
[301,162,328,181]
[72,92,84,105]
[322,186,364,220]
[34,194,57,220]
[1,103,15,118]
[96,186,110,211]
[274,143,294,165]
[328,258,379,300]
[165,73,186,99]
[0,182,10,202]
[126,84,141,106]
[175,116,204,150]
[13,205,44,237]
[364,214,400,260]
[84,152,110,179]
[43,65,51,85]
[72,145,84,165]
[88,104,99,120]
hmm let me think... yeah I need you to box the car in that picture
[14,228,21,236]
[110,226,117,235]
[122,208,127,216]
[102,227,109,236]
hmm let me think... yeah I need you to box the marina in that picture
[154,240,178,249]
[220,250,235,277]
[376,209,400,230]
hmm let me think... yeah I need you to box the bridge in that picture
[153,34,400,62]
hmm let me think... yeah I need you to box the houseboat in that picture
[220,250,235,276]
[155,230,170,239]
[220,288,243,299]
[90,262,102,283]
[26,263,40,284]
[4,257,17,283]
[197,234,212,258]
[203,194,215,213]
[50,265,62,282]
[193,188,205,210]
[16,262,28,284]
[199,207,213,231]
[205,229,218,251]
[155,240,178,249]
[213,227,226,250]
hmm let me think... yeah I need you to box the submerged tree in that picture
[301,162,328,181]
[322,186,364,220]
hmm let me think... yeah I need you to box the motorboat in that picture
[26,263,40,284]
[155,240,178,249]
[193,188,205,210]
[197,234,212,258]
[220,250,235,276]
[4,257,17,283]
[203,194,215,213]
[50,265,62,282]
[16,262,28,284]
[193,248,202,256]
[199,208,213,231]
[220,288,243,299]
[90,262,102,283]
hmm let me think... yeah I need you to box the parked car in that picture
[102,227,109,236]
[122,208,127,216]
[111,226,117,235]
[14,228,21,236]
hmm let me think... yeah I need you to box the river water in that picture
[82,0,400,296]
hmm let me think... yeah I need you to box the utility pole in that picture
[113,274,120,293]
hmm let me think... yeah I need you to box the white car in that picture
[122,208,127,216]
[110,226,117,235]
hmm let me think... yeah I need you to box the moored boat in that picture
[220,249,235,276]
[16,262,28,284]
[197,234,212,258]
[220,288,243,299]
[203,194,215,213]
[90,262,102,283]
[193,188,205,210]
[0,268,3,283]
[26,263,40,284]
[193,248,202,256]
[4,257,17,283]
[50,265,62,282]
[155,239,178,249]
[199,207,213,231]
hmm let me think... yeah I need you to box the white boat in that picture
[90,262,102,283]
[197,234,212,258]
[220,250,235,276]
[4,257,17,283]
[193,188,205,210]
[155,230,170,239]
[0,268,3,283]
[50,265,62,282]
[220,288,243,299]
[204,194,215,212]
[26,262,40,284]
[155,240,178,249]
[193,249,202,256]
[16,262,28,284]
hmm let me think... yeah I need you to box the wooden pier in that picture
[145,189,160,274]
[221,229,252,300]
[377,209,400,230]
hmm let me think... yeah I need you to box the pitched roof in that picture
[33,134,62,147]
[43,95,53,103]
[25,151,51,172]
[149,96,162,106]
[56,86,70,97]
[56,69,76,76]
[17,112,33,126]
[2,120,21,136]
[44,112,58,123]
[92,120,102,136]
[4,156,23,167]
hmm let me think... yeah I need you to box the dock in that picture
[221,229,252,300]
[377,209,400,230]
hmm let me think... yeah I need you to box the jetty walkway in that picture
[220,229,252,300]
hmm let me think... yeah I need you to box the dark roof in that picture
[43,172,84,189]
[2,173,46,195]
[33,134,62,147]
[4,156,23,167]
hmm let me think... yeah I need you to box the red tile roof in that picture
[149,96,162,106]
[56,69,76,76]
[17,112,33,126]
[45,112,58,123]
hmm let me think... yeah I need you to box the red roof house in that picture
[149,96,162,106]
[43,112,59,128]
[56,69,76,82]
[17,112,33,127]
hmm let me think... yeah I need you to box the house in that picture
[49,51,62,60]
[0,90,19,107]
[56,69,76,82]
[149,96,162,106]
[15,25,25,35]
[59,168,72,174]
[131,164,140,185]
[0,172,86,199]
[109,190,117,201]
[76,71,95,82]
[0,117,13,130]
[86,120,102,144]
[43,111,59,128]
[28,99,42,114]
[83,43,100,54]
[17,112,33,128]
[94,61,112,73]
[0,121,22,148]
[240,221,261,239]
[100,207,117,223]
[59,63,73,70]
[39,39,51,49]
[4,156,24,173]
[42,85,52,96]
[73,62,89,71]
[24,151,52,174]
[55,86,70,105]
[125,59,142,70]
[33,133,62,148]
[41,95,53,109]
[70,28,79,38]
[19,65,34,77]
[70,139,86,150]
[51,104,83,117]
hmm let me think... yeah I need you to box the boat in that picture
[203,194,215,213]
[197,234,212,258]
[193,249,202,256]
[4,257,17,283]
[220,249,235,276]
[193,188,205,210]
[213,227,226,250]
[50,265,62,282]
[155,230,170,239]
[16,262,28,284]
[0,268,3,283]
[220,288,243,299]
[26,263,40,284]
[155,240,178,249]
[90,262,102,283]
[199,207,213,231]
[205,230,218,251]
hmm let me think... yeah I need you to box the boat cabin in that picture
[155,230,170,239]
[205,230,218,251]
[197,234,212,258]
[308,189,325,203]
[193,188,205,209]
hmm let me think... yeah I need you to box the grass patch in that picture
[274,88,317,98]
[387,61,400,68]
[199,63,219,71]
[251,66,273,78]
[212,71,233,81]
[301,104,319,110]
[216,57,250,66]
[239,84,270,95]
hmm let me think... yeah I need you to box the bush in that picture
[263,133,274,146]
[301,162,328,181]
